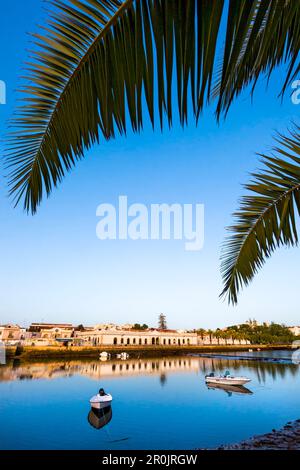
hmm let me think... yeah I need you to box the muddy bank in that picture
[195,352,294,364]
[5,344,291,362]
[215,420,300,450]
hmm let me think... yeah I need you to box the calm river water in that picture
[0,351,299,449]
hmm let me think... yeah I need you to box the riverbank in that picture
[213,419,300,450]
[5,344,291,361]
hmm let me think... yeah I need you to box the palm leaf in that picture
[214,0,300,117]
[6,0,300,213]
[220,126,300,304]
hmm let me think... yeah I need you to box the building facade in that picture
[0,325,25,343]
[74,328,198,346]
[289,326,300,336]
[197,334,250,346]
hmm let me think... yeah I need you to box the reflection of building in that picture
[0,324,25,343]
[74,329,197,346]
[0,357,200,382]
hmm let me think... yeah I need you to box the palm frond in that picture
[220,125,300,304]
[214,0,300,117]
[6,0,300,213]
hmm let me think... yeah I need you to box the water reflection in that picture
[0,354,299,385]
[198,356,299,383]
[206,383,253,397]
[88,406,112,430]
[0,352,299,450]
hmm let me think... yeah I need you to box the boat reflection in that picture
[87,405,112,430]
[206,382,253,397]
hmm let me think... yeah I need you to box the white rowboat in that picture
[89,393,113,409]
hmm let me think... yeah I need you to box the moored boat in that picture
[99,351,111,361]
[116,352,129,360]
[205,370,251,386]
[90,388,112,409]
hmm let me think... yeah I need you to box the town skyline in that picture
[1,315,300,331]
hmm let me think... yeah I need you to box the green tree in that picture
[207,329,213,345]
[214,329,222,345]
[158,313,167,330]
[196,328,206,341]
[132,323,148,330]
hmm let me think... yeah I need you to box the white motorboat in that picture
[205,370,251,386]
[90,392,113,410]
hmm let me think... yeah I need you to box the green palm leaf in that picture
[214,0,300,117]
[6,0,300,213]
[220,126,300,304]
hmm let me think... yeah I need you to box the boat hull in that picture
[205,377,251,386]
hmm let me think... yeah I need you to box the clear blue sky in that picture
[0,0,299,329]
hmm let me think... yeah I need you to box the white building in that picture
[289,326,300,336]
[0,324,25,343]
[197,334,250,346]
[74,328,197,346]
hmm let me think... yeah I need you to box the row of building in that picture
[0,322,251,347]
[2,322,299,348]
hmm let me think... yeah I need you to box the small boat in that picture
[90,392,112,409]
[99,351,111,361]
[205,370,251,386]
[116,352,129,360]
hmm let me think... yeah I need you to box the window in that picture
[145,338,147,345]
[127,338,130,345]
[133,338,136,344]
[152,337,155,345]
[121,338,124,344]
[113,337,117,345]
